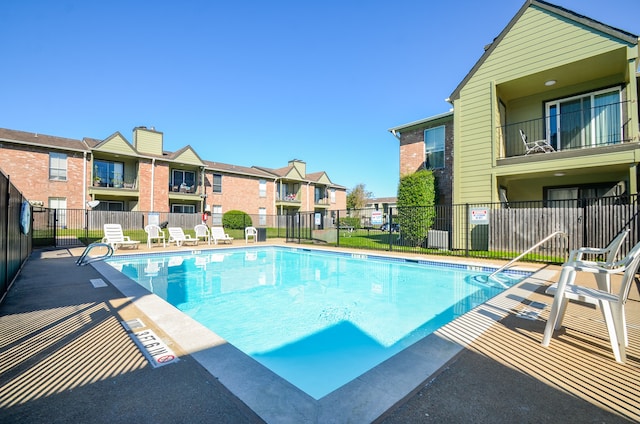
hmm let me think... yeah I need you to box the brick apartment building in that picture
[0,126,347,223]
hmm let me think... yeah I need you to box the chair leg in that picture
[601,302,626,363]
[542,268,573,346]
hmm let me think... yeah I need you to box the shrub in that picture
[222,210,252,229]
[396,169,436,246]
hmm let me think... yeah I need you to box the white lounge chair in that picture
[519,129,555,155]
[211,227,234,245]
[167,227,198,247]
[144,224,166,248]
[542,240,640,363]
[245,226,258,243]
[194,224,211,245]
[102,224,140,251]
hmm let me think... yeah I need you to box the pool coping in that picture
[92,246,549,424]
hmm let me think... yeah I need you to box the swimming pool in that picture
[106,246,526,399]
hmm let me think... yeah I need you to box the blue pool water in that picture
[107,247,525,399]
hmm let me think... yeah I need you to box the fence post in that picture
[465,203,470,257]
[336,210,340,247]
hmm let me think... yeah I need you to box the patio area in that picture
[0,244,639,423]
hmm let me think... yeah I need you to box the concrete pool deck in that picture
[1,242,639,423]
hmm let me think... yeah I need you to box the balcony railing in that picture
[498,100,631,158]
[92,176,137,189]
[315,197,330,205]
[169,183,201,194]
[276,192,299,203]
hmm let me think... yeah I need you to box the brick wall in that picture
[0,143,88,208]
[398,120,454,206]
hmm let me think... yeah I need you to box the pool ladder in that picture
[76,242,114,266]
[487,230,567,284]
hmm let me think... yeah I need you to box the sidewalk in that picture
[1,246,639,423]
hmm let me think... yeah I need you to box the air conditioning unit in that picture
[427,230,449,250]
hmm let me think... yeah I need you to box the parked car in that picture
[380,223,400,232]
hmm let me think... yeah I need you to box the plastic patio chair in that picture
[542,240,640,363]
[144,224,166,248]
[194,224,211,245]
[245,226,258,243]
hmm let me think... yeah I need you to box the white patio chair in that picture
[549,229,630,293]
[519,129,555,155]
[102,224,140,251]
[542,240,640,363]
[245,226,258,243]
[167,227,198,247]
[194,224,211,245]
[211,227,234,245]
[144,224,166,248]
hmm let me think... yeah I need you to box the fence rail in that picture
[31,195,639,265]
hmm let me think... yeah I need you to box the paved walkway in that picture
[1,245,639,423]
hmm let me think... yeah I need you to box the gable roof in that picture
[91,131,139,156]
[449,0,639,102]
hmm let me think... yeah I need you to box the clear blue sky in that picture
[1,1,638,198]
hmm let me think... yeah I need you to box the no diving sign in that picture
[130,329,179,368]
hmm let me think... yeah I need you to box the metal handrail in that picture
[76,242,114,266]
[488,230,567,280]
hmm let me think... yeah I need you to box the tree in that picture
[346,183,373,211]
[396,170,437,246]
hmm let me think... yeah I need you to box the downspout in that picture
[82,151,87,208]
[150,158,155,211]
[201,166,206,212]
[307,181,311,212]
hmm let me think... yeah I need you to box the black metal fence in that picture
[324,195,639,264]
[32,209,296,247]
[33,195,639,265]
[0,170,32,304]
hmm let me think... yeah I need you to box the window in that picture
[259,179,266,197]
[94,201,124,211]
[546,88,621,150]
[259,207,267,225]
[171,204,195,213]
[212,205,222,225]
[213,174,222,193]
[171,169,196,191]
[545,182,624,207]
[94,160,124,187]
[315,187,324,202]
[49,153,67,181]
[424,126,445,169]
[330,188,336,203]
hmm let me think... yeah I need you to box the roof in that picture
[449,0,639,102]
[368,197,397,204]
[203,160,276,178]
[0,127,88,152]
[388,111,453,135]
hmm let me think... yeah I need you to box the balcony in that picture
[315,197,330,208]
[498,100,632,159]
[276,192,300,204]
[92,176,137,190]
